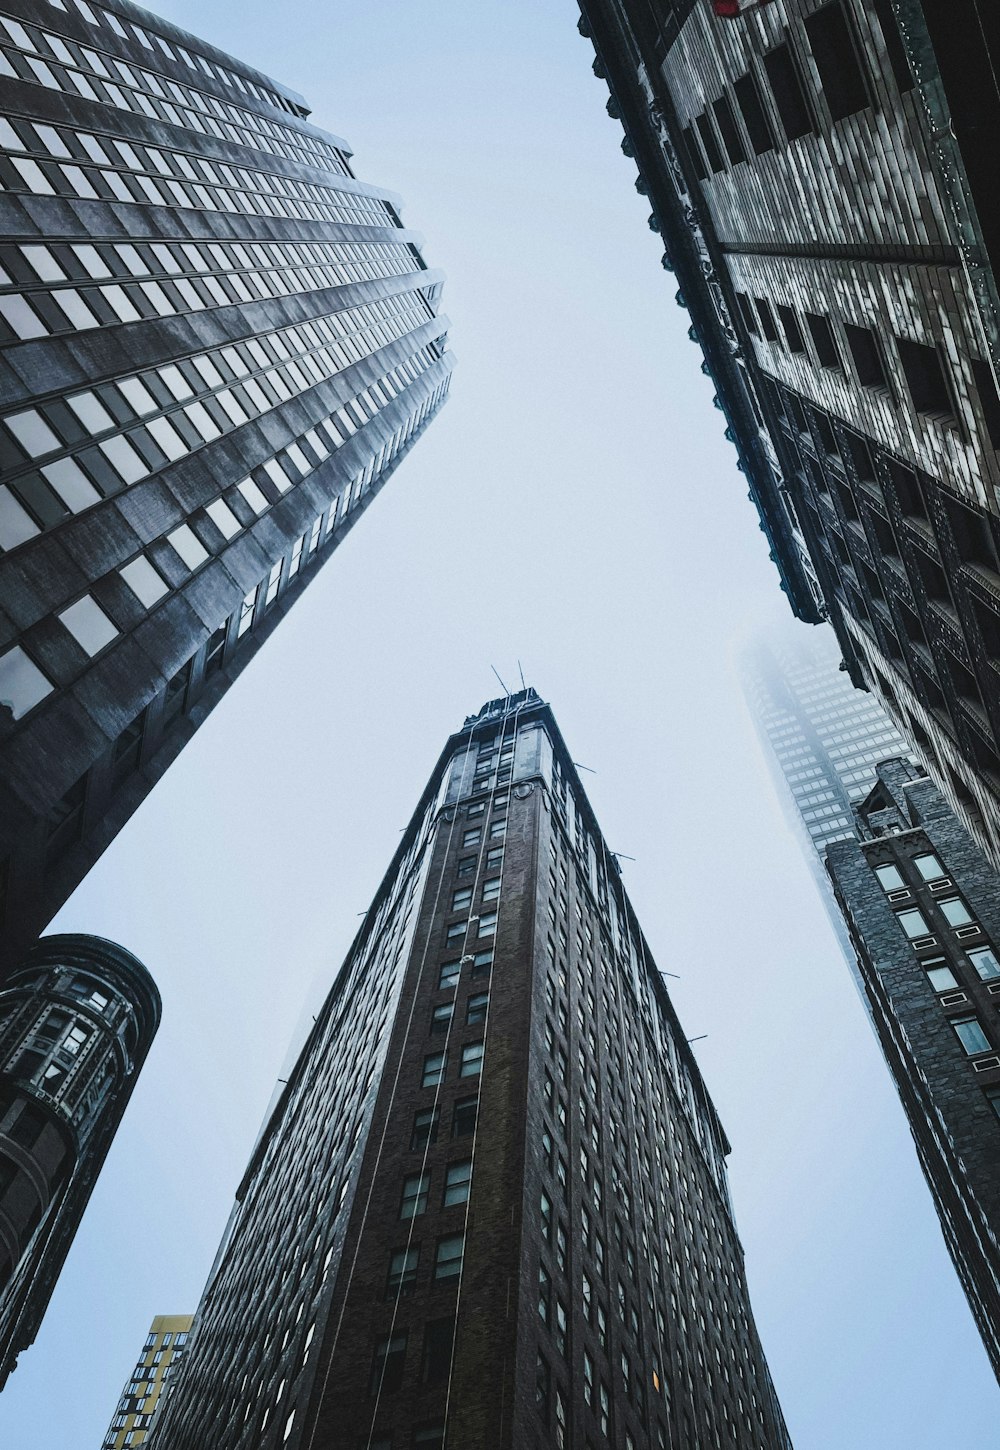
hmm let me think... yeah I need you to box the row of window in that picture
[683,0,910,185]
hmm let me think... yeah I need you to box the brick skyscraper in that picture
[0,0,451,969]
[0,933,159,1387]
[827,761,1000,1382]
[149,690,792,1450]
[577,0,1000,869]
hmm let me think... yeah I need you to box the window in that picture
[460,1041,484,1078]
[452,1096,477,1137]
[712,94,746,165]
[488,820,506,838]
[874,863,905,892]
[0,645,53,720]
[422,1053,445,1089]
[755,298,780,343]
[120,555,168,607]
[939,898,974,928]
[411,1107,439,1151]
[430,1003,453,1036]
[952,1015,991,1056]
[763,42,813,140]
[683,124,707,182]
[804,2,869,120]
[471,950,493,977]
[387,1246,419,1297]
[896,908,930,940]
[777,305,806,353]
[482,878,501,902]
[452,887,472,911]
[434,1233,464,1281]
[913,852,945,882]
[695,113,725,175]
[400,1172,429,1219]
[535,1351,551,1421]
[412,1427,444,1450]
[59,595,118,655]
[445,920,467,942]
[205,497,242,539]
[462,828,481,848]
[466,992,489,1026]
[969,946,1000,981]
[924,957,958,992]
[443,1159,472,1207]
[369,1333,407,1396]
[420,1319,454,1385]
[985,1086,1000,1121]
[456,855,475,878]
[805,312,842,369]
[477,913,497,938]
[845,324,890,390]
[897,338,955,422]
[438,960,461,991]
[167,523,209,569]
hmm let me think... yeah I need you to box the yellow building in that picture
[102,1314,193,1448]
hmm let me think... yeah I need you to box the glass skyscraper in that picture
[0,0,451,969]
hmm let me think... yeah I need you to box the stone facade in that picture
[0,933,159,1387]
[577,0,1000,868]
[826,759,1000,1380]
[0,0,451,970]
[149,692,792,1450]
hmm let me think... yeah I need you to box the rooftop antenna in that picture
[517,659,526,691]
[491,664,510,696]
[686,1034,708,1044]
[574,761,596,774]
[611,851,636,862]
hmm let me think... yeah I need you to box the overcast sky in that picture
[1,2,997,1445]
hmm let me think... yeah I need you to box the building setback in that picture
[0,0,451,970]
[0,933,160,1388]
[826,760,1000,1381]
[103,1314,193,1448]
[576,0,1000,870]
[148,690,791,1450]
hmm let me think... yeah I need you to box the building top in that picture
[5,934,162,1049]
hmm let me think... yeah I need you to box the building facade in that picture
[103,1314,193,1449]
[826,760,1000,1381]
[0,933,160,1388]
[743,626,912,977]
[0,0,452,969]
[576,0,1000,868]
[149,690,791,1450]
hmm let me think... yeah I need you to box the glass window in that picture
[953,1016,991,1055]
[422,1052,445,1088]
[451,887,472,911]
[459,1041,484,1078]
[451,1096,477,1138]
[0,645,53,719]
[985,1086,1000,1121]
[386,1246,419,1297]
[445,920,466,942]
[0,488,41,549]
[462,828,481,848]
[466,992,488,1026]
[874,863,905,892]
[442,1159,472,1207]
[411,1107,439,1152]
[43,458,100,513]
[167,523,209,569]
[237,477,268,514]
[434,1233,464,1281]
[429,1003,453,1036]
[369,1333,407,1396]
[471,950,493,977]
[477,912,497,938]
[67,390,113,434]
[59,594,118,655]
[968,947,1000,981]
[399,1172,429,1220]
[119,555,168,607]
[205,498,241,539]
[438,960,461,991]
[924,958,958,992]
[98,434,146,484]
[482,878,501,902]
[5,409,60,458]
[913,852,945,881]
[939,898,974,928]
[896,908,930,939]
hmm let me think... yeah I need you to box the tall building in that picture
[103,1314,193,1449]
[576,0,1000,870]
[826,760,1000,1381]
[743,626,912,975]
[0,933,160,1388]
[149,690,792,1450]
[0,0,452,970]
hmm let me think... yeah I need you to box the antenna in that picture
[573,761,596,774]
[686,1034,708,1044]
[611,851,636,862]
[490,664,510,696]
[517,659,526,690]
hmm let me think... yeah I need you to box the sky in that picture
[2,1,999,1445]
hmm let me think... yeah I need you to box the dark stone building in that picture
[576,0,1000,868]
[149,691,792,1450]
[0,932,160,1387]
[827,760,1000,1381]
[0,0,451,970]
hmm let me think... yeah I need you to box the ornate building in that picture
[0,0,451,969]
[0,933,160,1388]
[149,690,791,1450]
[577,0,1000,869]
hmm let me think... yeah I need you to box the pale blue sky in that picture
[1,2,997,1445]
